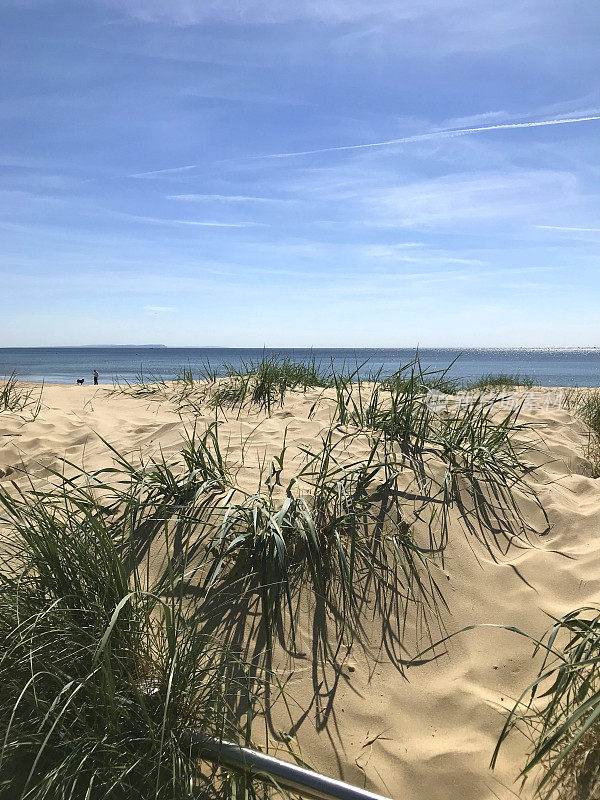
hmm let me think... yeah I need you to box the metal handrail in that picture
[187,731,396,800]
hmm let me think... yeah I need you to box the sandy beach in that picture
[1,380,599,800]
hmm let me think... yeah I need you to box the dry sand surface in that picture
[1,382,600,800]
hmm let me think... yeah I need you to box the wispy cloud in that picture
[166,194,285,203]
[268,161,579,232]
[536,225,600,232]
[144,305,176,312]
[357,170,578,230]
[111,211,264,228]
[96,0,565,44]
[128,165,198,178]
[99,0,446,26]
[256,114,600,159]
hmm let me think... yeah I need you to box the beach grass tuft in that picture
[199,428,445,658]
[463,373,537,391]
[564,389,600,475]
[206,354,334,414]
[112,354,335,415]
[0,473,262,800]
[0,371,43,418]
[88,422,444,661]
[330,357,547,547]
[492,606,600,799]
[112,368,169,397]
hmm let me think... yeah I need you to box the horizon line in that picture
[2,345,599,351]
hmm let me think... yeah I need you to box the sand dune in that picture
[1,382,599,800]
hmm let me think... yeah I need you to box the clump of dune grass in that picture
[296,430,445,641]
[91,421,441,661]
[102,421,232,506]
[332,358,456,432]
[382,356,460,396]
[0,404,453,797]
[111,355,334,416]
[112,368,170,397]
[464,373,537,391]
[492,606,600,799]
[52,416,446,673]
[204,354,334,415]
[25,345,546,657]
[111,352,460,419]
[564,389,600,476]
[332,358,547,547]
[199,429,444,659]
[332,359,434,450]
[112,366,207,403]
[0,372,43,418]
[83,353,546,656]
[0,372,23,411]
[433,394,547,547]
[0,474,261,800]
[418,607,600,799]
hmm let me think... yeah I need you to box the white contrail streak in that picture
[123,112,600,178]
[257,114,600,159]
[537,225,600,232]
[128,165,198,177]
[114,211,263,227]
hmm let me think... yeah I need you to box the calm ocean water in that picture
[1,347,599,387]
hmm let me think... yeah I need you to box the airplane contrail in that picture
[257,113,600,159]
[537,225,600,232]
[123,112,600,178]
[128,165,198,178]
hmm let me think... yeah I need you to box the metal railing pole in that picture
[187,732,396,800]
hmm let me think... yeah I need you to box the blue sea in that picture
[0,347,599,387]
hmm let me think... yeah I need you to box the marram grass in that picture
[0,372,43,418]
[331,358,548,548]
[0,480,262,800]
[112,354,335,416]
[491,607,600,799]
[463,373,537,391]
[564,389,600,476]
[86,422,445,660]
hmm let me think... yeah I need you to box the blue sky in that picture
[2,0,600,347]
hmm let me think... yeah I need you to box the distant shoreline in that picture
[1,345,599,351]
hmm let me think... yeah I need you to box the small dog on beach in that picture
[77,378,84,385]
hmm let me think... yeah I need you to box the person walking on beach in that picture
[93,369,99,385]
